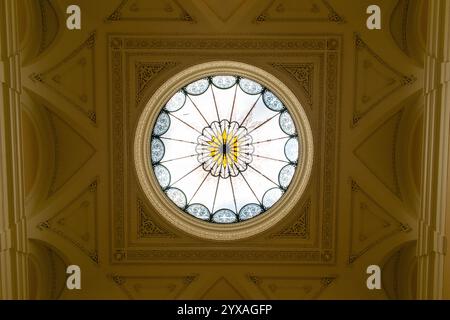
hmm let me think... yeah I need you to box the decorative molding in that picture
[37,180,99,264]
[417,0,450,299]
[322,49,338,251]
[0,0,27,298]
[390,0,410,55]
[46,246,66,299]
[352,34,415,126]
[322,0,346,24]
[119,37,331,51]
[247,274,337,299]
[107,273,198,299]
[106,0,196,23]
[125,249,321,262]
[270,199,310,238]
[354,109,404,198]
[200,277,245,299]
[382,241,417,300]
[134,61,314,241]
[135,62,177,105]
[254,0,345,24]
[137,198,176,238]
[31,32,97,124]
[200,0,246,23]
[270,63,314,108]
[348,180,411,264]
[109,35,340,263]
[37,0,60,54]
[47,248,58,299]
[45,107,96,196]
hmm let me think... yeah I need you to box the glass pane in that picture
[186,204,211,221]
[154,164,171,189]
[279,164,295,189]
[185,78,209,95]
[262,188,283,209]
[153,112,171,136]
[212,209,237,223]
[166,188,187,208]
[150,74,300,225]
[279,111,296,136]
[239,204,263,221]
[151,138,165,163]
[165,91,186,112]
[211,75,237,89]
[284,137,299,162]
[263,90,285,111]
[239,78,263,94]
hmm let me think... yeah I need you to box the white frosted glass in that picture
[249,155,286,187]
[170,98,210,133]
[241,98,278,133]
[164,114,201,141]
[188,174,218,212]
[230,174,260,212]
[211,75,236,89]
[185,78,209,95]
[187,86,220,125]
[230,86,261,124]
[170,166,207,202]
[212,176,237,213]
[211,85,236,122]
[165,91,186,112]
[160,136,196,163]
[240,168,272,202]
[253,137,288,161]
[262,188,283,209]
[150,75,301,225]
[162,156,200,186]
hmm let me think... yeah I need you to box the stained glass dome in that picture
[149,75,300,224]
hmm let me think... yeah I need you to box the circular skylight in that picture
[150,75,300,224]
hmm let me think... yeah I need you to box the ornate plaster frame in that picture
[134,61,314,241]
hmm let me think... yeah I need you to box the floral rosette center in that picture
[196,120,254,178]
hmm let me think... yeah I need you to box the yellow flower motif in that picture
[207,129,240,168]
[197,120,254,178]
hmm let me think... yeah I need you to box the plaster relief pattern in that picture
[353,35,415,126]
[348,180,411,264]
[107,0,195,23]
[31,33,97,124]
[109,35,340,263]
[38,181,99,264]
[248,274,336,299]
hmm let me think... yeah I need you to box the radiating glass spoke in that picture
[169,163,203,187]
[229,84,238,122]
[239,94,262,127]
[252,154,290,163]
[229,175,238,215]
[160,153,198,164]
[248,164,280,187]
[160,136,199,146]
[252,136,290,145]
[247,113,280,135]
[211,86,221,123]
[187,94,211,127]
[170,113,203,134]
[211,176,220,213]
[188,172,210,205]
[239,172,262,205]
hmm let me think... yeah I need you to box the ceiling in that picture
[19,0,426,299]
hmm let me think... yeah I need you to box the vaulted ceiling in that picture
[19,0,425,299]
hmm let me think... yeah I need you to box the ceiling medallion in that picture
[134,61,313,240]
